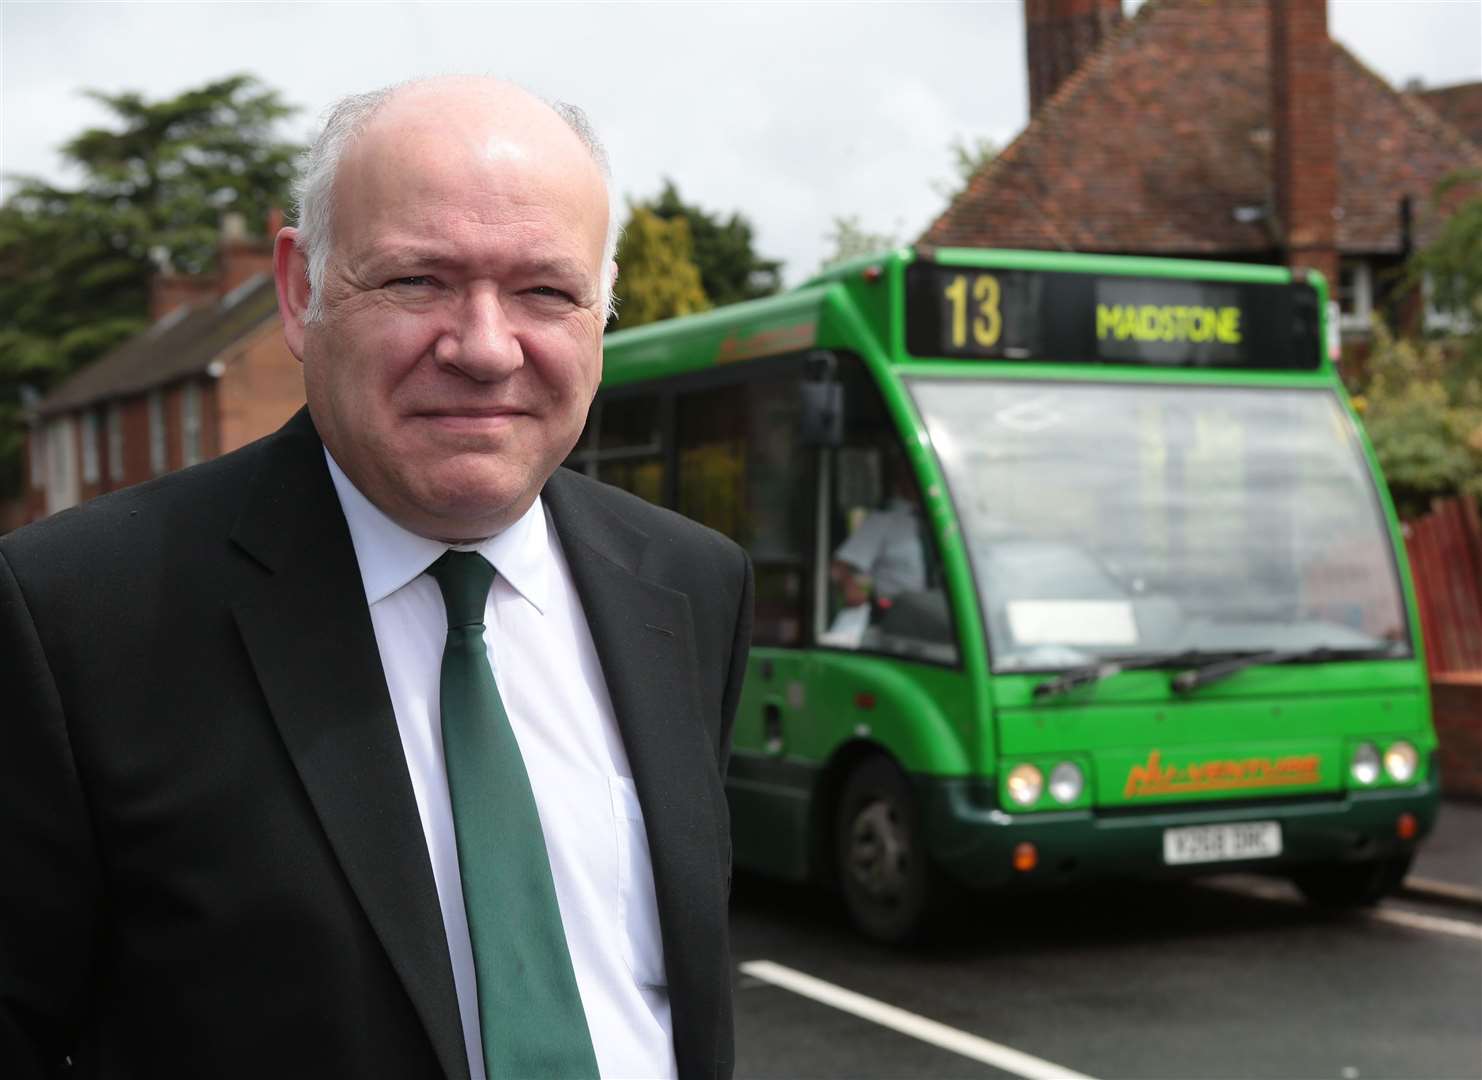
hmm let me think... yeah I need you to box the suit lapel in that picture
[543,471,729,1078]
[229,410,469,1080]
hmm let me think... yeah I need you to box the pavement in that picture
[1405,798,1482,906]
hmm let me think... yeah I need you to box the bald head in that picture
[292,76,619,322]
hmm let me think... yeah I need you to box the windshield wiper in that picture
[1171,643,1403,694]
[1033,649,1221,701]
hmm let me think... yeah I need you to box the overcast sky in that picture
[2,1,1479,285]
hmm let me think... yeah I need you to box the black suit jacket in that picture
[0,408,752,1079]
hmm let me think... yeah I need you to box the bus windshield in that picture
[907,379,1410,673]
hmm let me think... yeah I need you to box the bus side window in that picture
[569,393,667,506]
[676,372,812,648]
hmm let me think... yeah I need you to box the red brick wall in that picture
[217,320,306,453]
[21,429,45,524]
[1270,0,1339,286]
[1433,676,1482,800]
[120,394,152,485]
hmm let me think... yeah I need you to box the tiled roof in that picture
[37,275,280,417]
[923,0,1482,256]
[1414,81,1482,152]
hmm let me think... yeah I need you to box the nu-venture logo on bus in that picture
[1124,749,1322,799]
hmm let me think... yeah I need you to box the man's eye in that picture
[528,286,574,301]
[388,275,436,288]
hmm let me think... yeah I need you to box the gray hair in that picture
[292,77,621,323]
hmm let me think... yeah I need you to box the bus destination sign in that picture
[904,262,1321,370]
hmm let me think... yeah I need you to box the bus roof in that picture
[603,247,1331,386]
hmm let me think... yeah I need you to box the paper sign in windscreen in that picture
[1007,600,1138,646]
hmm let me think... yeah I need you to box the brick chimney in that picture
[217,211,276,298]
[1025,0,1123,115]
[1270,0,1339,287]
[150,269,217,322]
[148,210,279,319]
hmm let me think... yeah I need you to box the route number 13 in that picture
[943,273,1002,349]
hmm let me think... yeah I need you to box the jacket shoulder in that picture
[547,466,746,565]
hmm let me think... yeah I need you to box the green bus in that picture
[572,247,1438,942]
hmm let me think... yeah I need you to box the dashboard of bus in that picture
[905,377,1411,674]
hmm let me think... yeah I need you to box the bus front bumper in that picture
[919,775,1440,892]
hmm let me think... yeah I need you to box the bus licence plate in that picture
[1162,821,1281,865]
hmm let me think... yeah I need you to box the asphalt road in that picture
[729,872,1482,1080]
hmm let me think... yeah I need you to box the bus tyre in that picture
[836,757,933,944]
[1293,855,1412,909]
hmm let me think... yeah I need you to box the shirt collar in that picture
[324,448,551,614]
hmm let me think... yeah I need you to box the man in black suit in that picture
[0,76,751,1079]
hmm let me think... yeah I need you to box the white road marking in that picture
[1202,877,1482,943]
[739,959,1098,1080]
[1370,907,1482,942]
[1405,876,1482,907]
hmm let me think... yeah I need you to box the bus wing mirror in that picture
[800,381,844,447]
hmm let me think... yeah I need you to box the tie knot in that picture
[428,550,496,629]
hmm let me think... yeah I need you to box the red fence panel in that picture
[1404,495,1482,675]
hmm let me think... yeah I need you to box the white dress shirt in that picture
[834,497,927,598]
[326,451,677,1080]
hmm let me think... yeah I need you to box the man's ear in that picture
[273,227,311,362]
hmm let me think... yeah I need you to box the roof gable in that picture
[923,0,1482,256]
[38,275,281,416]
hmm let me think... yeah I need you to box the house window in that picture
[1337,259,1372,334]
[1422,273,1475,335]
[107,402,124,481]
[182,382,202,467]
[81,411,100,484]
[148,391,167,476]
[44,416,79,514]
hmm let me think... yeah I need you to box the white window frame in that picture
[44,416,79,514]
[1337,259,1373,334]
[81,410,100,484]
[1422,273,1475,335]
[182,382,202,467]
[107,402,124,481]
[148,390,167,476]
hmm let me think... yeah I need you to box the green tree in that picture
[1407,169,1482,385]
[0,74,300,497]
[1353,172,1482,518]
[818,214,898,272]
[612,206,710,329]
[930,133,998,200]
[642,180,782,306]
[1355,319,1482,519]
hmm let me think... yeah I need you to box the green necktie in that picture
[427,550,600,1080]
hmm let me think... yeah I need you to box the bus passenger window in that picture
[570,394,666,506]
[677,375,812,647]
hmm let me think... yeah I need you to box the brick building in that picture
[925,0,1482,349]
[1415,80,1482,150]
[21,215,305,523]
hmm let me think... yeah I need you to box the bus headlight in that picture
[1351,742,1381,786]
[1384,741,1418,783]
[1007,764,1043,807]
[1048,762,1084,804]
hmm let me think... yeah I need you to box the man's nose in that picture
[433,285,522,381]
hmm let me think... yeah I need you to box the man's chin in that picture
[408,467,538,538]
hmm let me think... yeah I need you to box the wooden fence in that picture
[1404,494,1482,676]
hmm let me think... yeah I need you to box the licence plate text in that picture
[1163,821,1282,865]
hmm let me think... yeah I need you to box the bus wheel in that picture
[1293,855,1412,909]
[836,757,931,944]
